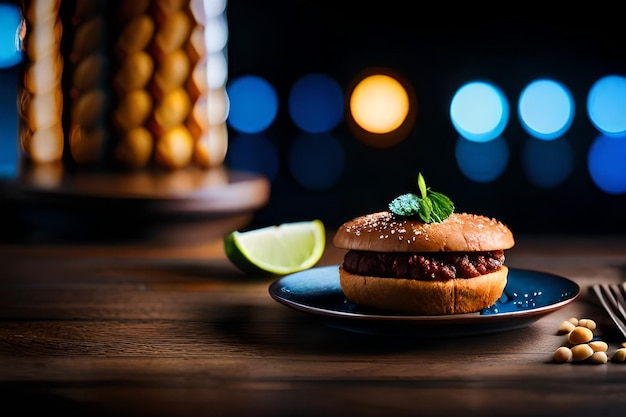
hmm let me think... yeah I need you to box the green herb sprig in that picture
[388,173,454,223]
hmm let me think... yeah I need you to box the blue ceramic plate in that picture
[268,265,580,337]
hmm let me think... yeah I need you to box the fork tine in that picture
[609,284,626,321]
[591,284,626,339]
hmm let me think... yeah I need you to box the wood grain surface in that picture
[1,234,626,416]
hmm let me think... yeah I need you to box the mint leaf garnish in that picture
[388,173,454,223]
[428,191,454,222]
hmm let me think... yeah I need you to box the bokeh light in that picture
[450,81,509,143]
[288,133,344,190]
[587,75,626,136]
[0,66,17,178]
[522,136,574,188]
[518,79,574,140]
[587,133,626,194]
[455,136,509,182]
[346,70,416,148]
[288,73,343,134]
[225,133,279,182]
[349,74,409,134]
[226,75,278,134]
[0,3,22,68]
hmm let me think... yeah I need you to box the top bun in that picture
[333,211,514,252]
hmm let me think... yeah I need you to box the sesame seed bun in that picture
[333,211,515,253]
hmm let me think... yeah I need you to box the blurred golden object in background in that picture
[18,0,229,171]
[71,54,106,95]
[155,125,194,169]
[153,49,191,99]
[69,125,105,165]
[21,123,64,164]
[152,88,192,134]
[113,90,153,131]
[71,90,107,128]
[195,124,228,168]
[114,127,154,169]
[113,51,154,92]
[19,0,64,165]
[115,14,155,56]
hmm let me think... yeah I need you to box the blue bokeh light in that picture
[522,136,574,188]
[288,73,344,134]
[226,75,278,134]
[0,67,18,178]
[0,3,21,69]
[288,133,345,190]
[455,136,509,182]
[225,133,279,182]
[587,75,626,136]
[587,133,626,194]
[450,81,509,143]
[519,79,574,140]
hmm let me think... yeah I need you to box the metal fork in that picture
[591,283,626,339]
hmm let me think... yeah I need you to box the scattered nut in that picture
[589,340,608,352]
[571,344,594,361]
[553,317,625,365]
[612,348,626,363]
[568,326,594,345]
[553,346,573,363]
[588,351,608,364]
[578,318,597,330]
[558,320,576,334]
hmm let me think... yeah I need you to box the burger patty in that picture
[342,250,505,281]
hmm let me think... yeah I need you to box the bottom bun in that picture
[339,266,508,315]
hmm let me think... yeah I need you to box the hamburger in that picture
[333,174,515,315]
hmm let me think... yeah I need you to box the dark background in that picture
[226,1,626,234]
[0,2,624,239]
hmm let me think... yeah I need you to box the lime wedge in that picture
[224,219,326,275]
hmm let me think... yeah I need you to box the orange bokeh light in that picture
[349,74,410,134]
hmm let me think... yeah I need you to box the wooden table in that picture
[1,232,626,416]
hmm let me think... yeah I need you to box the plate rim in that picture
[268,265,581,322]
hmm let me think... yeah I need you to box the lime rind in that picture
[224,219,326,275]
